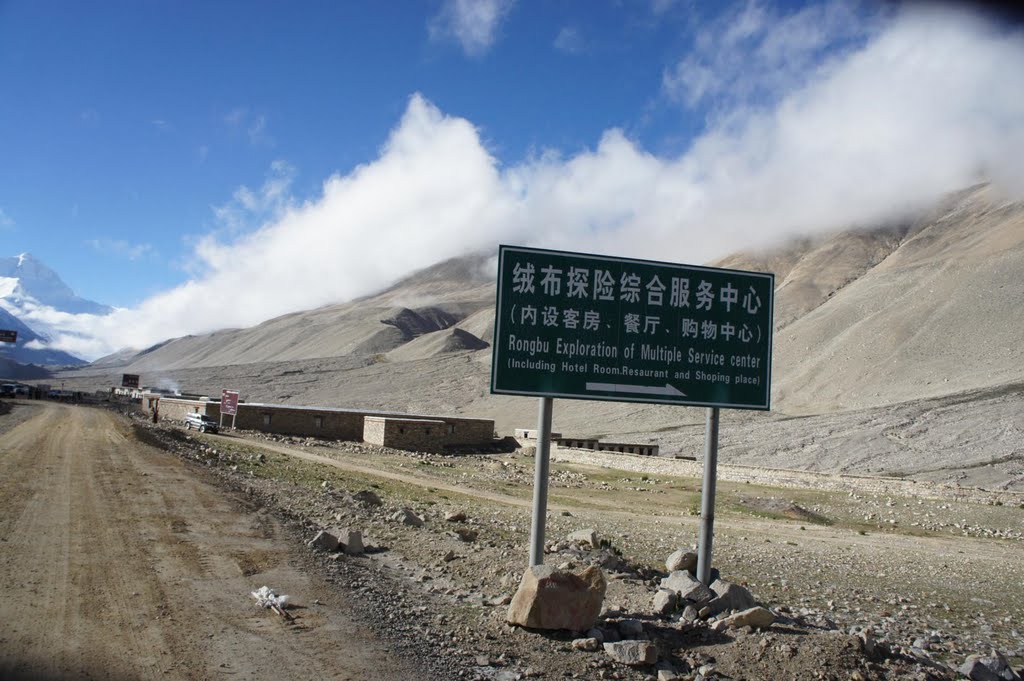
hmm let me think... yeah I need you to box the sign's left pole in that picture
[528,397,554,567]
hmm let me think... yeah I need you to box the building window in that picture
[425,428,431,436]
[447,424,455,435]
[263,413,272,426]
[314,416,323,428]
[399,427,405,434]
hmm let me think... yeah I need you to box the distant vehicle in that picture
[184,413,219,433]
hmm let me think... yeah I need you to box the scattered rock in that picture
[507,565,607,631]
[604,640,658,666]
[568,528,600,549]
[352,490,382,507]
[960,651,1021,681]
[445,510,467,522]
[308,529,339,552]
[572,637,601,652]
[652,589,678,616]
[720,606,775,630]
[702,579,756,617]
[618,619,645,638]
[661,570,714,606]
[665,549,697,574]
[442,550,458,562]
[339,528,364,555]
[391,508,424,527]
[454,527,478,542]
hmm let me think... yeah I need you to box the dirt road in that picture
[0,402,421,681]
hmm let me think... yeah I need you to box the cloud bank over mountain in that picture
[33,3,1024,360]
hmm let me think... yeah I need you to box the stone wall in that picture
[234,403,365,440]
[444,416,495,446]
[364,416,495,452]
[157,397,220,424]
[596,442,659,456]
[551,447,1024,505]
[143,396,496,452]
[365,417,447,452]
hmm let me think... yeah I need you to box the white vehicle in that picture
[184,413,219,433]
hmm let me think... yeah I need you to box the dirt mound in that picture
[736,496,832,525]
[379,306,459,339]
[438,327,489,353]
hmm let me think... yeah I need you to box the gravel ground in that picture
[128,411,1024,680]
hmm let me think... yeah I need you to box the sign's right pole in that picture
[528,396,554,567]
[696,407,721,586]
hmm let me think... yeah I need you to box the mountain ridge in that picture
[76,184,1023,419]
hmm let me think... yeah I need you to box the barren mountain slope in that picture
[772,184,1024,412]
[715,223,911,329]
[77,185,1022,423]
[117,256,495,371]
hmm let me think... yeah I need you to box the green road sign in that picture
[490,245,774,410]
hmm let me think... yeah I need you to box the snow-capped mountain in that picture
[0,253,112,315]
[0,253,110,367]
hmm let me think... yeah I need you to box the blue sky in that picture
[0,0,1022,359]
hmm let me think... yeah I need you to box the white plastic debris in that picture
[251,586,293,619]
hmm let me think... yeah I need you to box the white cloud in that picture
[87,239,154,261]
[31,4,1024,361]
[664,0,878,111]
[223,107,273,146]
[553,26,585,55]
[0,208,13,229]
[429,0,515,57]
[151,119,173,134]
[224,107,248,127]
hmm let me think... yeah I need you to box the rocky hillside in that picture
[81,184,1023,420]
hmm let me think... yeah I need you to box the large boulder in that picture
[720,606,775,630]
[665,549,697,574]
[661,570,714,605]
[339,528,364,555]
[652,589,678,616]
[568,528,600,549]
[507,565,606,631]
[960,652,1021,681]
[604,641,658,666]
[700,579,756,618]
[308,530,339,552]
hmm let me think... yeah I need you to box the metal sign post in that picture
[528,397,554,567]
[491,245,774,575]
[696,407,720,585]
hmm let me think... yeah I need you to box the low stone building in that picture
[514,426,661,457]
[156,396,221,423]
[595,441,659,456]
[139,393,495,453]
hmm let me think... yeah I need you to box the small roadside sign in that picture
[220,390,240,431]
[220,390,239,416]
[491,245,774,410]
[121,374,140,389]
[0,330,17,343]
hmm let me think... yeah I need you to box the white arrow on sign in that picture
[585,382,687,397]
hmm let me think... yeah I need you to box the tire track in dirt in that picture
[0,403,426,681]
